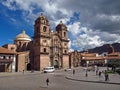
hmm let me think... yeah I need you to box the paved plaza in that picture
[0,67,120,90]
[66,67,120,85]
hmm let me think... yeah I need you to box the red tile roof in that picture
[0,47,16,54]
[82,56,105,61]
[81,53,97,57]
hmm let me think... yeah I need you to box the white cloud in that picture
[10,18,16,22]
[97,14,120,22]
[1,0,73,28]
[1,0,120,51]
[68,40,74,52]
[68,22,81,35]
[71,27,120,50]
[2,0,16,10]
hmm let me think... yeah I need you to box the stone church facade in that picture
[2,14,69,72]
[32,14,69,71]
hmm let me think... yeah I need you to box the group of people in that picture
[97,70,109,81]
[95,65,109,81]
[45,67,110,87]
[72,67,109,81]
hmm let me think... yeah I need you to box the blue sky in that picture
[0,3,33,45]
[0,0,120,51]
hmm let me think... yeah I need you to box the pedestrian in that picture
[23,70,24,74]
[73,69,75,75]
[104,70,109,81]
[46,78,49,86]
[96,70,98,75]
[96,67,99,75]
[106,73,109,81]
[98,71,101,77]
[85,70,88,77]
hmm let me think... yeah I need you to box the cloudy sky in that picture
[0,0,120,51]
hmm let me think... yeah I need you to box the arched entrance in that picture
[0,64,5,72]
[54,60,59,68]
[27,63,31,70]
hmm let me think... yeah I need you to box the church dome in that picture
[15,30,31,41]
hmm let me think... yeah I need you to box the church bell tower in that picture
[33,14,51,70]
[56,21,69,68]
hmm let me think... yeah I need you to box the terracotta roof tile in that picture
[82,56,105,60]
[81,53,97,57]
[0,47,16,54]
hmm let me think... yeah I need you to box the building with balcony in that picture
[0,47,16,72]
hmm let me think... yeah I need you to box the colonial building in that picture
[0,47,16,72]
[81,52,105,66]
[33,14,69,71]
[2,31,32,72]
[69,50,81,68]
[3,14,120,72]
[1,14,69,72]
[69,45,120,67]
[69,50,106,67]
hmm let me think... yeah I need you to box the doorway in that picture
[54,60,59,68]
[0,65,5,72]
[27,63,31,71]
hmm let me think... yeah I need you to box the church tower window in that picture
[43,26,47,32]
[65,50,67,53]
[43,40,47,43]
[64,32,66,37]
[64,43,67,46]
[43,48,46,52]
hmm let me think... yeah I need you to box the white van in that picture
[43,66,55,73]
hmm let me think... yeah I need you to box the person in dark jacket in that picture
[73,69,75,75]
[46,78,49,86]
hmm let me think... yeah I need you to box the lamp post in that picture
[86,61,89,69]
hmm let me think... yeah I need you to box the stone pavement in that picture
[66,67,120,85]
[0,71,41,77]
[0,67,120,85]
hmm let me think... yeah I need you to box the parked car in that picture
[43,66,55,73]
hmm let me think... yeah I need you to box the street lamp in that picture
[86,61,89,68]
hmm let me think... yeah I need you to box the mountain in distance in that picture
[88,43,120,54]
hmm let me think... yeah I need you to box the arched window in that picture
[11,47,14,51]
[65,50,67,53]
[43,40,46,43]
[3,56,6,59]
[43,26,47,32]
[64,43,67,46]
[43,48,46,52]
[64,32,66,37]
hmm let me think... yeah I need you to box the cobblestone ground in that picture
[0,68,120,90]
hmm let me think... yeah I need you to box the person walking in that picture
[73,69,75,75]
[96,70,98,75]
[46,78,49,86]
[23,70,24,74]
[85,70,88,77]
[106,73,109,81]
[104,70,109,81]
[98,71,101,77]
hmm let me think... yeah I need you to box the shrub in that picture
[116,68,120,75]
